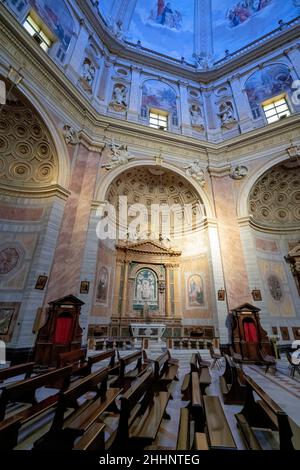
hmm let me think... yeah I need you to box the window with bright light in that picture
[149,110,168,131]
[262,96,291,124]
[23,14,52,52]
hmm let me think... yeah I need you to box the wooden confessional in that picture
[34,294,84,366]
[230,303,272,362]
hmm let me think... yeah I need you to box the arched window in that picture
[141,80,178,130]
[244,64,293,120]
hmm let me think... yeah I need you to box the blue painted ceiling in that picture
[99,0,300,64]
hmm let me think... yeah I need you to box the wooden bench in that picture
[0,365,73,449]
[208,344,223,370]
[203,395,237,450]
[73,421,105,450]
[0,414,22,450]
[0,365,72,422]
[58,349,89,377]
[87,349,117,374]
[154,351,179,390]
[219,354,246,405]
[108,368,171,450]
[235,374,296,450]
[0,362,35,385]
[111,350,148,390]
[182,353,211,399]
[34,366,121,450]
[177,373,208,450]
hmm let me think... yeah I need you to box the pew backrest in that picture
[87,350,115,369]
[0,362,35,383]
[0,365,73,421]
[119,351,143,377]
[59,349,86,367]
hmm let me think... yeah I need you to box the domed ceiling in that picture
[99,0,300,63]
[248,161,300,229]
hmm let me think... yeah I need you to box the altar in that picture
[130,323,166,350]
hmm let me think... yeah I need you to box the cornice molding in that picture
[0,183,70,200]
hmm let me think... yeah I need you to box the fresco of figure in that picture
[226,0,272,28]
[149,0,182,30]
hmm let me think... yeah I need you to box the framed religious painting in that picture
[80,280,90,294]
[35,275,48,290]
[218,289,226,301]
[280,326,290,341]
[0,302,20,342]
[292,327,300,340]
[252,289,262,301]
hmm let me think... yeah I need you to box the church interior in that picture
[0,0,300,453]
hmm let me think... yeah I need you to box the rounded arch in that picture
[242,61,292,89]
[94,159,215,219]
[0,68,71,189]
[141,77,178,96]
[242,63,293,115]
[237,154,296,219]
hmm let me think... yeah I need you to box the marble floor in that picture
[2,350,300,450]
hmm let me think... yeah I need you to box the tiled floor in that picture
[2,350,300,450]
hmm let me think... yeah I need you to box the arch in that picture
[0,68,71,189]
[237,154,292,219]
[141,79,178,115]
[243,63,293,114]
[94,159,215,219]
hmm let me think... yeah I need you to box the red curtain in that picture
[54,317,73,344]
[244,321,258,343]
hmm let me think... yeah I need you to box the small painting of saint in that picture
[187,274,204,307]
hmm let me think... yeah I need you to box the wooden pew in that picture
[0,365,72,422]
[235,374,296,450]
[34,367,121,450]
[154,351,179,390]
[73,421,105,450]
[0,365,73,449]
[203,395,237,450]
[219,354,246,405]
[0,362,35,385]
[87,349,117,374]
[111,350,148,390]
[58,349,89,377]
[0,414,21,451]
[182,353,211,399]
[108,368,171,450]
[177,373,208,450]
[208,343,223,370]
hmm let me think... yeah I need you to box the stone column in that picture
[207,220,229,344]
[77,205,101,343]
[127,66,142,122]
[121,261,129,317]
[97,59,113,113]
[113,260,123,318]
[165,264,171,318]
[239,218,271,335]
[11,196,67,350]
[178,81,193,136]
[44,143,102,305]
[229,74,254,132]
[209,166,252,310]
[65,20,89,78]
[173,264,181,318]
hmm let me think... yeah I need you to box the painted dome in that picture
[99,0,300,65]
